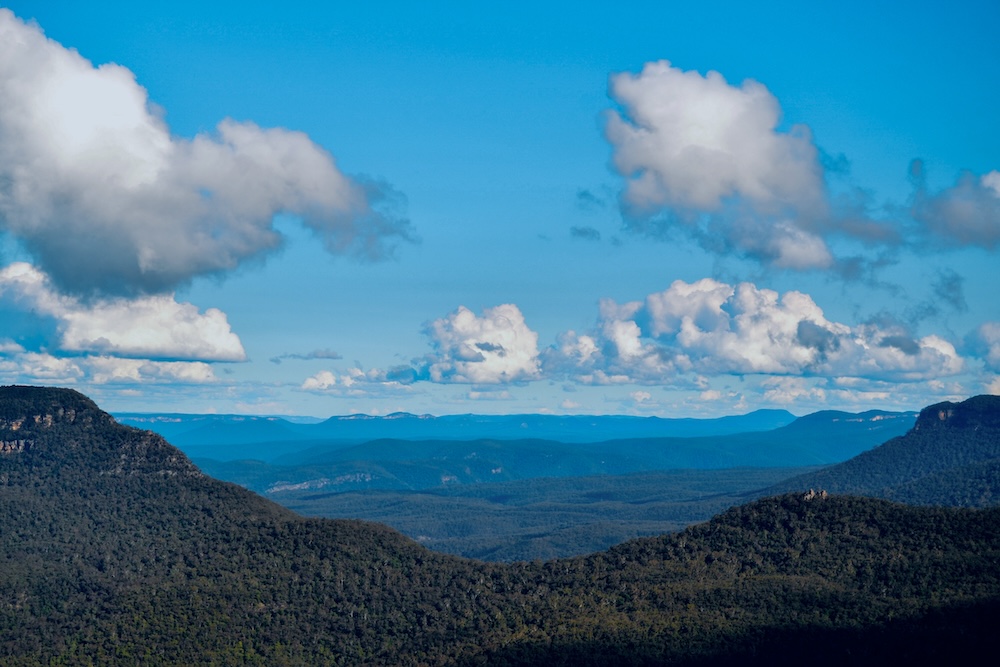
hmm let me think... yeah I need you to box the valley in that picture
[124,406,916,560]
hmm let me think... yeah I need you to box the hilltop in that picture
[772,394,1000,506]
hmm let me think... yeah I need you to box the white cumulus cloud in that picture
[607,60,827,216]
[654,279,848,375]
[301,370,339,391]
[0,352,83,384]
[0,9,412,296]
[0,339,24,354]
[84,357,217,384]
[0,262,246,361]
[605,60,834,270]
[422,304,541,384]
[299,367,416,397]
[0,351,213,386]
[544,279,964,384]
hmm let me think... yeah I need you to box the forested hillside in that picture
[272,467,820,561]
[2,386,998,665]
[772,395,1000,506]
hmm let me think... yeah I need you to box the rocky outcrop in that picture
[0,385,201,478]
[0,439,31,454]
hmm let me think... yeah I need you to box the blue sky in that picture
[0,1,998,417]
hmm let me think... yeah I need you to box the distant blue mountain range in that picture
[114,408,799,461]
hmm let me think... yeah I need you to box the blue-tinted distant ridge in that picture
[115,409,797,461]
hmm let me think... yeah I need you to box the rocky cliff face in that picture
[0,438,30,454]
[913,395,1000,432]
[0,384,101,422]
[0,385,201,478]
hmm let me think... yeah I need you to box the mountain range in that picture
[183,407,915,560]
[114,409,800,461]
[3,386,1000,664]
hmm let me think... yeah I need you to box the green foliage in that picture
[274,467,820,561]
[2,387,999,665]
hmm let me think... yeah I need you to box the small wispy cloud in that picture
[570,226,601,241]
[270,349,343,364]
[575,188,609,210]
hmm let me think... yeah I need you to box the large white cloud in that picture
[0,9,412,295]
[544,279,964,384]
[0,262,246,361]
[653,280,848,375]
[421,304,541,384]
[605,60,834,269]
[607,61,827,216]
[605,61,1000,268]
[313,281,971,406]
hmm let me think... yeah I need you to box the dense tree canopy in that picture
[2,386,999,665]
